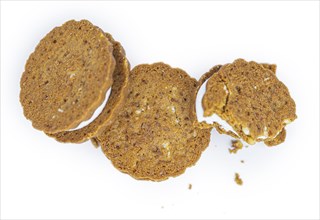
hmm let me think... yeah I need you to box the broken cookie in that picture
[202,59,296,146]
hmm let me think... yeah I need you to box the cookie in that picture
[47,33,130,143]
[202,59,296,145]
[198,63,276,139]
[96,63,212,181]
[20,20,115,133]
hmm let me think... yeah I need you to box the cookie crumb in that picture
[240,160,244,163]
[234,173,243,185]
[229,140,243,154]
[188,184,192,190]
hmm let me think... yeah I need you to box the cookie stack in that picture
[20,20,297,181]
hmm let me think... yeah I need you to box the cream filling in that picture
[196,79,238,134]
[67,88,112,131]
[195,76,290,144]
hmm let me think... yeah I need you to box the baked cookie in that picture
[96,63,212,181]
[202,59,296,145]
[20,20,115,133]
[47,33,130,143]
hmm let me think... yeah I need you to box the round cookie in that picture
[20,20,115,133]
[96,63,212,181]
[202,59,296,145]
[47,33,130,143]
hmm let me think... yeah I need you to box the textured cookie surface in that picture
[20,20,115,133]
[47,33,130,143]
[202,59,296,145]
[96,63,212,181]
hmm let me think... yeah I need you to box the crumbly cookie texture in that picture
[229,140,243,154]
[20,20,115,133]
[202,59,296,145]
[234,173,243,185]
[96,63,212,181]
[47,33,130,143]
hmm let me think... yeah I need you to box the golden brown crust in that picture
[197,65,223,89]
[96,63,212,181]
[20,20,115,133]
[202,59,296,145]
[47,33,130,143]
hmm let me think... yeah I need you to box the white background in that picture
[1,1,319,219]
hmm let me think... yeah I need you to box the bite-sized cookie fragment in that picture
[202,59,296,145]
[47,33,130,143]
[229,140,243,154]
[20,20,115,133]
[234,173,243,185]
[96,63,212,181]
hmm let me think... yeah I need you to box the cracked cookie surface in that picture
[202,59,296,145]
[96,63,212,181]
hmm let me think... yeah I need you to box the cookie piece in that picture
[198,63,276,139]
[47,33,130,143]
[202,59,296,145]
[20,20,115,133]
[229,140,243,154]
[96,63,212,181]
[234,173,243,185]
